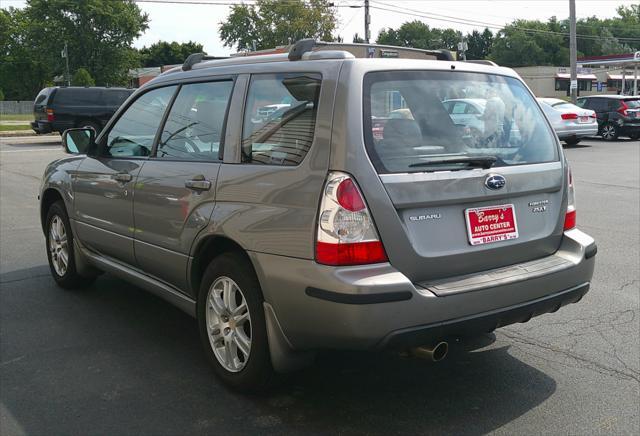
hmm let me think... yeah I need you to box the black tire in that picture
[78,120,101,135]
[45,200,96,289]
[600,123,619,141]
[197,252,275,392]
[629,132,640,141]
[564,137,581,146]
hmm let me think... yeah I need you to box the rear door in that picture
[352,69,566,283]
[132,79,235,290]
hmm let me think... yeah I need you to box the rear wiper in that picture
[408,155,498,169]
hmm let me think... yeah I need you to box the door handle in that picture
[113,172,132,183]
[185,176,211,191]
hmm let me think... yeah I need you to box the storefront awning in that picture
[555,73,597,80]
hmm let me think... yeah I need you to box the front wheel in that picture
[601,123,619,141]
[197,252,275,392]
[45,201,96,289]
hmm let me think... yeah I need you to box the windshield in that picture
[363,71,559,174]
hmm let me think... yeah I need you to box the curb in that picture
[0,131,58,138]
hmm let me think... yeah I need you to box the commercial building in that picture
[515,52,639,98]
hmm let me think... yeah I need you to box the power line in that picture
[369,1,640,42]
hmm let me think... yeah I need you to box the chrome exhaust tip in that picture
[410,341,449,362]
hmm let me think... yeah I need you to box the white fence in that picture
[0,101,33,115]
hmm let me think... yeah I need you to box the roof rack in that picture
[182,53,229,71]
[464,59,498,66]
[288,39,455,61]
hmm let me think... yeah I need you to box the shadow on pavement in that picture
[1,270,557,435]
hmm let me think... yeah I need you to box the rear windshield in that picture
[363,71,559,174]
[34,88,52,105]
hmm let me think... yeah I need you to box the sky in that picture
[4,0,637,55]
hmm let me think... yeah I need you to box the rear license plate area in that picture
[465,204,519,246]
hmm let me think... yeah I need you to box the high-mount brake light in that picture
[316,172,388,266]
[564,166,577,230]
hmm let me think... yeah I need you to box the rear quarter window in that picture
[241,73,321,166]
[54,88,100,106]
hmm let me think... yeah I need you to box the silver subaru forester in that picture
[40,40,596,391]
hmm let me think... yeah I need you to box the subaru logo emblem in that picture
[485,174,506,190]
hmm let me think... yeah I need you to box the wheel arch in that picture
[189,235,257,298]
[40,187,65,233]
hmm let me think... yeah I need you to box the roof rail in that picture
[182,53,229,71]
[288,39,455,61]
[464,59,499,66]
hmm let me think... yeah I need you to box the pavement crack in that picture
[0,273,51,285]
[501,330,640,383]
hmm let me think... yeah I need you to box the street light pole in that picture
[364,0,371,44]
[569,0,577,103]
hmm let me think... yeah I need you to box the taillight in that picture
[618,101,629,117]
[561,113,578,120]
[46,108,55,122]
[564,166,576,230]
[316,172,388,266]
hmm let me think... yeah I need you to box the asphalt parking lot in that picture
[1,135,638,435]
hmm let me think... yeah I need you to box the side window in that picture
[242,73,321,166]
[104,90,133,106]
[105,86,176,158]
[157,81,233,161]
[451,102,466,114]
[465,104,480,115]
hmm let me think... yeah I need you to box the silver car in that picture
[538,97,598,145]
[40,40,596,391]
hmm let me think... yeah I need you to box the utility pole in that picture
[458,35,467,61]
[62,43,70,86]
[569,0,577,103]
[364,0,371,44]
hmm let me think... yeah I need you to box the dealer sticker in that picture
[465,204,519,246]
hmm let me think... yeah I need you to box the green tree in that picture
[0,88,4,101]
[466,28,494,60]
[139,41,205,67]
[353,33,365,43]
[219,0,337,50]
[0,0,148,100]
[489,19,569,67]
[71,68,95,86]
[376,21,462,51]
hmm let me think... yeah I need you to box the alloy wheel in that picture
[49,215,68,276]
[206,276,252,372]
[602,125,616,140]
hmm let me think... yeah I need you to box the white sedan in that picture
[537,98,598,145]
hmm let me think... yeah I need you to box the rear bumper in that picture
[556,125,598,139]
[250,229,596,351]
[31,121,52,134]
[378,282,589,350]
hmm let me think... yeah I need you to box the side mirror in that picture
[62,128,95,154]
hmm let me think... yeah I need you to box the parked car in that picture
[537,98,598,145]
[40,40,596,391]
[31,86,133,135]
[442,98,486,135]
[576,95,640,141]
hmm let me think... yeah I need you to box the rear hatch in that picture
[33,87,55,122]
[362,70,566,283]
